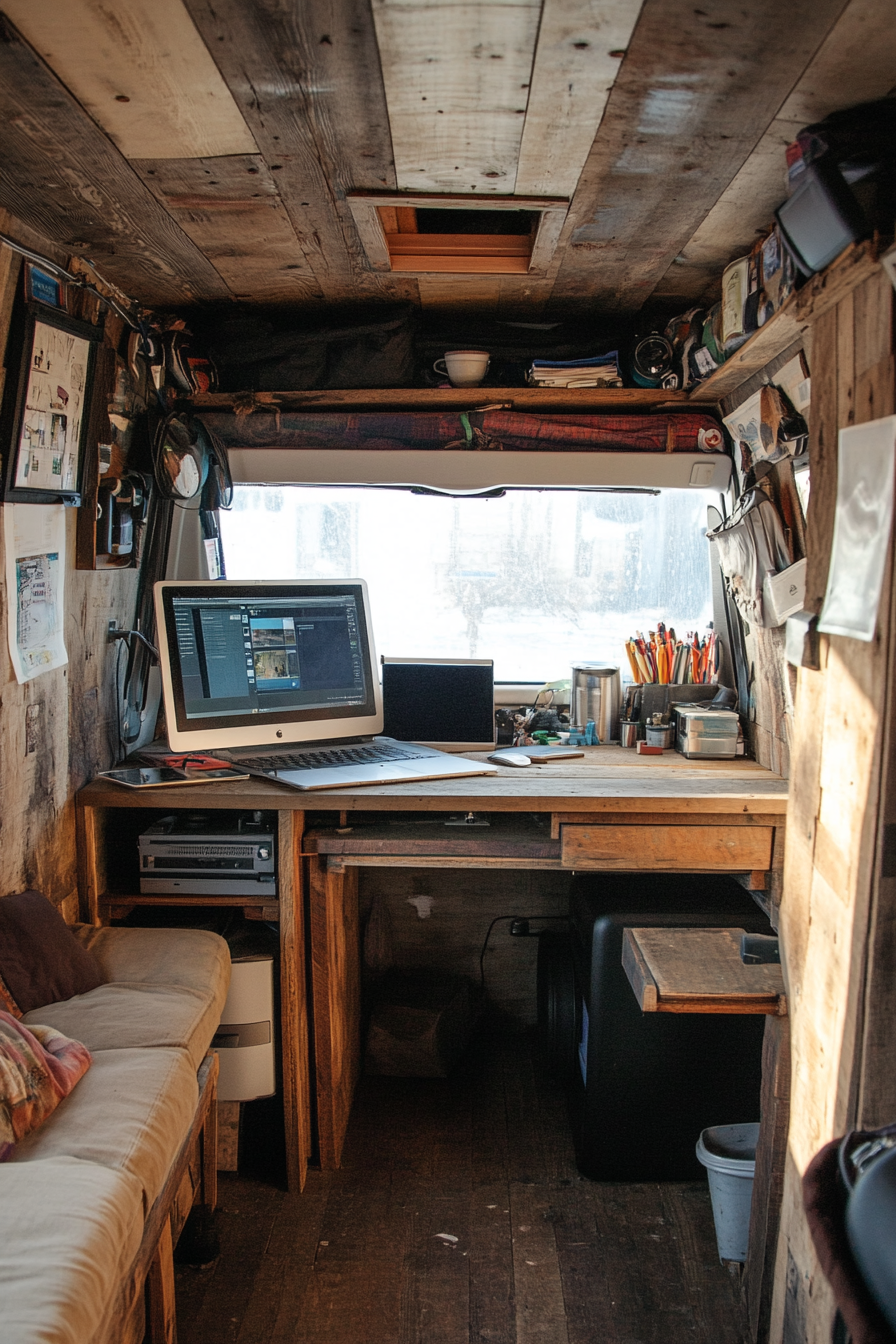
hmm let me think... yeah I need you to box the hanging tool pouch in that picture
[706,484,793,628]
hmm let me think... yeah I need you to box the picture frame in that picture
[0,302,101,505]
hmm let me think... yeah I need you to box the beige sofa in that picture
[0,923,230,1344]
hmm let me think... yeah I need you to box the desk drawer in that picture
[560,824,774,871]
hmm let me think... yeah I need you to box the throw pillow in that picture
[0,891,104,1015]
[0,1011,92,1159]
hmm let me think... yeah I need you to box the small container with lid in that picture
[571,663,621,743]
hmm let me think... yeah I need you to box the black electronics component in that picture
[138,811,276,896]
[538,873,771,1181]
[381,657,495,751]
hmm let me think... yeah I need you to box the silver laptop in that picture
[153,579,498,792]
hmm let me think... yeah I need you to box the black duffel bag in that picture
[206,304,416,391]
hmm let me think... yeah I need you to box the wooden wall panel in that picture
[0,515,138,907]
[184,0,417,305]
[132,155,321,304]
[0,16,230,307]
[650,0,896,308]
[371,0,541,195]
[514,0,642,199]
[0,0,257,161]
[546,0,849,315]
[0,241,139,909]
[770,269,895,1344]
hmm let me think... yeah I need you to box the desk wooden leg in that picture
[76,801,105,925]
[309,857,361,1170]
[744,1013,791,1343]
[278,810,311,1193]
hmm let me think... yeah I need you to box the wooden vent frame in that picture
[347,193,568,276]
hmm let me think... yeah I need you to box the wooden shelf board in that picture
[622,926,786,1015]
[188,387,691,413]
[690,239,882,404]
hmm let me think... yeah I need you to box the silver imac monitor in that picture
[154,579,383,753]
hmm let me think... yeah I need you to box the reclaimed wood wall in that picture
[0,239,138,916]
[770,266,895,1344]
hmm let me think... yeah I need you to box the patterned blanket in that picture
[0,1011,91,1159]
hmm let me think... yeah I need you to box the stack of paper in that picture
[528,352,621,388]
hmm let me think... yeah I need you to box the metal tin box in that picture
[675,708,739,760]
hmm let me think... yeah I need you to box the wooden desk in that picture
[77,749,787,1191]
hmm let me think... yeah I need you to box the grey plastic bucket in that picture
[696,1122,760,1262]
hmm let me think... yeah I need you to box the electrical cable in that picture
[478,913,570,991]
[109,628,159,662]
[0,232,141,329]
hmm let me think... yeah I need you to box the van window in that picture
[219,485,717,682]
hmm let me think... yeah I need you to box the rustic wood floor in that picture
[175,1033,749,1344]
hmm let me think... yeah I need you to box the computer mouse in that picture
[488,750,532,767]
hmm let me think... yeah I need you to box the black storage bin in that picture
[539,873,772,1181]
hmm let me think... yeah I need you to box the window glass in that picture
[220,486,717,682]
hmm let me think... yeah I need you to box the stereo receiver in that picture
[138,812,276,896]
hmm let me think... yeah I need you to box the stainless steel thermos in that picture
[570,663,621,744]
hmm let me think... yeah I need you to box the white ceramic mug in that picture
[433,349,490,387]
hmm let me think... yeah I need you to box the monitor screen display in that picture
[155,580,382,751]
[381,658,495,751]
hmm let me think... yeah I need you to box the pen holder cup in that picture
[619,720,639,748]
[645,724,673,749]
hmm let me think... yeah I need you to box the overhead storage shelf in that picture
[189,387,689,413]
[689,238,882,403]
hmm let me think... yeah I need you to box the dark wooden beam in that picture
[547,0,850,316]
[184,0,419,305]
[0,13,231,306]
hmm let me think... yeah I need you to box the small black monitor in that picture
[776,160,866,275]
[381,658,495,751]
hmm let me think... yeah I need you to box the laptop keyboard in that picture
[241,743,427,771]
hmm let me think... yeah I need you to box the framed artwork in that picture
[0,303,101,505]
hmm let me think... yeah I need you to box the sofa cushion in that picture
[0,1155,144,1344]
[22,979,224,1071]
[9,1046,199,1214]
[0,892,103,1015]
[73,924,230,1000]
[0,1012,92,1159]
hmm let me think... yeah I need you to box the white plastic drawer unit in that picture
[213,955,277,1102]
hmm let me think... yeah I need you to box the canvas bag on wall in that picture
[707,488,794,628]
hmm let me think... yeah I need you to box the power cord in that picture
[478,914,570,991]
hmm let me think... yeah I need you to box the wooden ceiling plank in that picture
[132,156,322,304]
[515,0,644,199]
[371,0,541,195]
[416,274,505,314]
[529,208,567,274]
[650,0,896,308]
[0,0,257,161]
[0,15,230,306]
[546,0,850,315]
[184,0,399,300]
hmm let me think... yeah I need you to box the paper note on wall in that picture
[4,503,68,683]
[819,416,896,642]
